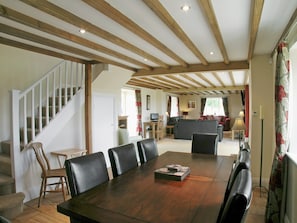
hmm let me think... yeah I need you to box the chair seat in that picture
[42,168,67,178]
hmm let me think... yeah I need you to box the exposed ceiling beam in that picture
[248,0,264,60]
[0,5,152,70]
[0,36,88,63]
[198,0,229,64]
[167,85,245,93]
[82,0,188,67]
[20,0,169,68]
[0,23,135,70]
[133,61,249,77]
[143,0,208,65]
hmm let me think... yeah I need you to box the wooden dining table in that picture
[57,151,234,223]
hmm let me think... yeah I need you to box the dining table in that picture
[57,151,234,223]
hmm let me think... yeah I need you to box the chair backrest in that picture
[108,143,138,178]
[65,152,109,197]
[217,169,252,223]
[219,149,251,217]
[137,138,159,164]
[29,142,51,175]
[191,133,218,155]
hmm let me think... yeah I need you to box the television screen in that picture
[150,113,159,121]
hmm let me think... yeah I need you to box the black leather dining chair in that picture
[108,143,138,178]
[137,138,159,164]
[191,133,219,155]
[216,169,252,223]
[217,150,251,220]
[65,152,109,197]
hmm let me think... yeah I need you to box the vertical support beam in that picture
[85,63,92,154]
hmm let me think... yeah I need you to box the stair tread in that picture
[0,174,14,185]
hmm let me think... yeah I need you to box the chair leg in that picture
[60,177,66,201]
[38,178,45,208]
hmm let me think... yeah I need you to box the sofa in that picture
[199,115,231,131]
[173,119,223,141]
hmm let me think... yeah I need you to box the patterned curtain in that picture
[222,97,229,116]
[135,90,142,136]
[167,96,171,117]
[200,98,206,116]
[265,42,290,223]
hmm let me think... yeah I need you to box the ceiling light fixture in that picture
[210,51,214,55]
[181,4,191,12]
[79,29,86,34]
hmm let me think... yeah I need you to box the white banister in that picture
[11,60,85,149]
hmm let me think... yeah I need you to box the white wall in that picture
[0,45,62,141]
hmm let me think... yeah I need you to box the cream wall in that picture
[250,54,275,187]
[178,94,244,125]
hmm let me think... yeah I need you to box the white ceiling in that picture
[0,0,297,95]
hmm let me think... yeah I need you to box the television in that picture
[150,113,159,121]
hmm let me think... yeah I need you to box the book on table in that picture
[154,164,190,181]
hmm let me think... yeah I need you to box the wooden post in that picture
[85,63,92,154]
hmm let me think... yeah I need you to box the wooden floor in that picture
[12,186,267,223]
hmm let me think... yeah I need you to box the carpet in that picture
[157,137,239,157]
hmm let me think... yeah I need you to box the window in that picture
[121,89,137,136]
[170,96,179,117]
[203,97,225,116]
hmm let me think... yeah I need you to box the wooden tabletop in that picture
[57,151,234,223]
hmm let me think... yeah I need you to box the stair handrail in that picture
[12,60,85,147]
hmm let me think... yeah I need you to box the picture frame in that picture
[188,100,196,109]
[146,95,151,110]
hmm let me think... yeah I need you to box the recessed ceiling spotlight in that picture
[181,4,191,12]
[210,51,214,55]
[79,29,86,34]
[144,58,148,62]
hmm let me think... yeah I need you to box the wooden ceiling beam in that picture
[0,23,135,71]
[0,5,152,70]
[143,0,208,65]
[20,0,169,68]
[82,0,188,67]
[167,85,245,93]
[198,0,229,64]
[0,36,88,63]
[133,61,249,76]
[248,0,264,60]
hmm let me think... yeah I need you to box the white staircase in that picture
[11,61,85,149]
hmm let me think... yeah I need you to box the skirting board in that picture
[252,177,269,189]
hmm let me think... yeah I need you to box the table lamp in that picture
[232,118,246,147]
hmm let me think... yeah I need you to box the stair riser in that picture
[20,129,40,143]
[49,96,70,106]
[26,117,47,129]
[41,107,59,117]
[0,142,10,156]
[0,182,15,195]
[0,163,11,176]
[56,87,79,96]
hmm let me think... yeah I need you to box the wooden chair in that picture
[148,115,164,140]
[29,142,68,207]
[65,152,109,197]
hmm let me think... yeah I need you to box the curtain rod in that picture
[270,7,297,57]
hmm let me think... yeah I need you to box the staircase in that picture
[12,60,85,149]
[0,60,85,217]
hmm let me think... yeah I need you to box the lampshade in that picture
[239,110,244,118]
[232,118,246,131]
